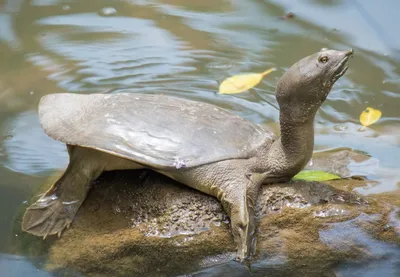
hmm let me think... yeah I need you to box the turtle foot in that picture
[22,194,77,239]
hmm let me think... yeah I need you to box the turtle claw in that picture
[22,195,78,239]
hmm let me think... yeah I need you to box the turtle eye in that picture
[319,56,329,63]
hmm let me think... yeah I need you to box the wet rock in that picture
[13,170,395,277]
[305,148,379,179]
[15,149,399,277]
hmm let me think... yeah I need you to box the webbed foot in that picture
[22,194,78,239]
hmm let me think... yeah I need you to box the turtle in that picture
[22,49,353,261]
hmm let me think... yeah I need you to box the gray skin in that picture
[22,49,352,262]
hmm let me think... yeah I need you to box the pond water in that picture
[0,0,399,276]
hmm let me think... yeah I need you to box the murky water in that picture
[0,0,399,276]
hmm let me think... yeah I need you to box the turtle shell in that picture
[39,93,274,169]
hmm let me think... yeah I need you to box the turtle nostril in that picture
[345,49,354,57]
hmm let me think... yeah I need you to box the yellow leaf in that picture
[359,107,382,127]
[219,68,276,94]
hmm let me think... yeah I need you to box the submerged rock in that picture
[305,147,379,178]
[14,149,399,277]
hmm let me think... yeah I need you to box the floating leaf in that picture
[293,170,341,181]
[219,68,276,94]
[360,107,382,127]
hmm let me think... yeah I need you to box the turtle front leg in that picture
[212,172,264,262]
[173,163,265,262]
[22,145,105,238]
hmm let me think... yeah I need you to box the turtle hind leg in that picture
[22,146,104,238]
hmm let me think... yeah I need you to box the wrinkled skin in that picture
[22,49,353,261]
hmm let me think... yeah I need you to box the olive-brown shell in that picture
[39,93,274,169]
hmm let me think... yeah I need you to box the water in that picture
[0,0,399,276]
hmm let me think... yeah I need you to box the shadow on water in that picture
[0,0,399,276]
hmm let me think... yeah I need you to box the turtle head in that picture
[276,49,353,122]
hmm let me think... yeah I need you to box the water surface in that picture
[0,0,399,276]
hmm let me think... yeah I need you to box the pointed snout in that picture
[334,48,353,62]
[344,48,354,57]
[332,49,353,59]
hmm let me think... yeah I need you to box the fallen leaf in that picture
[219,68,276,94]
[360,107,382,127]
[292,170,341,182]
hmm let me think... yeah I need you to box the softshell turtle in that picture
[22,49,352,261]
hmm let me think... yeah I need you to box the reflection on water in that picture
[2,111,67,175]
[0,0,399,276]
